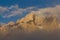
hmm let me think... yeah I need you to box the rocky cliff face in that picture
[0,12,60,33]
[18,12,59,32]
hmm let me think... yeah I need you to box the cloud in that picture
[1,4,60,19]
[0,7,8,14]
[8,4,19,10]
[1,5,25,18]
[28,5,60,19]
[0,5,37,18]
[3,9,25,18]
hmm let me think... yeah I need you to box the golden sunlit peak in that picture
[8,21,15,25]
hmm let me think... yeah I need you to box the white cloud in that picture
[0,5,23,18]
[3,9,25,18]
[1,4,60,19]
[28,5,60,19]
[0,7,8,14]
[8,4,19,10]
[2,5,37,18]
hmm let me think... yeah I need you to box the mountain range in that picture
[0,12,60,40]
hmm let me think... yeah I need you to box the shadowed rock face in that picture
[0,13,60,40]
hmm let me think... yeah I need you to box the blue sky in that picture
[0,0,60,23]
[0,0,60,8]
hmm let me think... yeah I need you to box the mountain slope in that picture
[0,12,60,40]
[17,12,59,32]
[0,12,60,33]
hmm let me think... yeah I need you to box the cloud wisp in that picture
[0,5,60,18]
[0,4,60,24]
[0,5,37,18]
[27,5,60,20]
